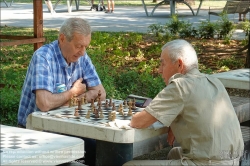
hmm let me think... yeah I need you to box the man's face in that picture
[59,33,91,64]
[158,49,180,85]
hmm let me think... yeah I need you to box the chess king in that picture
[17,18,106,166]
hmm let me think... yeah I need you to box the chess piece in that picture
[132,98,136,110]
[91,106,95,113]
[111,111,116,121]
[105,100,109,108]
[112,103,116,111]
[81,96,85,105]
[73,94,78,106]
[69,97,74,107]
[84,94,88,104]
[127,107,133,116]
[128,99,132,108]
[108,112,112,121]
[119,107,124,115]
[100,110,104,119]
[77,98,82,110]
[95,111,99,118]
[91,99,95,108]
[85,110,91,119]
[98,90,101,99]
[109,98,113,107]
[123,100,128,108]
[74,108,79,117]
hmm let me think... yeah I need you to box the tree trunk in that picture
[245,34,250,68]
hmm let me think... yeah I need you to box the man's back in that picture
[169,69,244,160]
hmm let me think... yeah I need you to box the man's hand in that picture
[167,127,175,146]
[70,78,86,96]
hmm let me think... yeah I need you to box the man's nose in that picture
[78,47,86,55]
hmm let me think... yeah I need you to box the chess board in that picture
[43,99,144,125]
[1,125,84,165]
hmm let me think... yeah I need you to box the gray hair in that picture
[59,18,91,41]
[161,39,198,72]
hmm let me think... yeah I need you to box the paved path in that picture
[0,2,247,39]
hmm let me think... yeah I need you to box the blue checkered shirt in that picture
[18,40,101,127]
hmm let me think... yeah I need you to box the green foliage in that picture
[216,56,245,69]
[198,21,218,39]
[237,21,250,36]
[0,86,22,126]
[217,13,235,39]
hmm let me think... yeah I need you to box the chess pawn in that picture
[99,111,104,119]
[85,110,91,119]
[109,98,113,107]
[73,94,78,106]
[77,98,82,110]
[91,105,96,113]
[108,112,112,121]
[81,97,85,105]
[74,108,79,117]
[95,111,99,118]
[132,100,137,110]
[127,107,133,116]
[69,97,73,107]
[98,90,101,97]
[91,99,95,108]
[119,108,124,115]
[105,100,109,108]
[84,94,88,104]
[111,111,116,121]
[123,100,128,108]
[128,99,132,108]
[112,103,116,111]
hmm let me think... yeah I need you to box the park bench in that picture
[141,0,204,16]
[2,0,13,7]
[208,0,250,21]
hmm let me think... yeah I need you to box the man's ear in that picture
[59,33,65,43]
[177,59,184,71]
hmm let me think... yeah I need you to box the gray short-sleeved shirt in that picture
[145,68,244,160]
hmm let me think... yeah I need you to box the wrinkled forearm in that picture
[130,110,157,129]
[36,89,73,112]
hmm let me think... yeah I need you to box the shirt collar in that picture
[168,68,201,84]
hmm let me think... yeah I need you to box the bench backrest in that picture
[223,1,241,14]
[235,1,250,14]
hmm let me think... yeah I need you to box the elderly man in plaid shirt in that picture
[17,17,106,165]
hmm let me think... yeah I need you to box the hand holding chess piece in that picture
[70,78,86,96]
